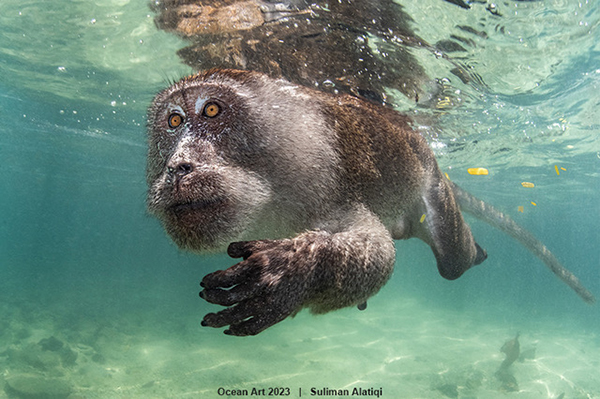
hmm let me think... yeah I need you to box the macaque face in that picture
[146,76,272,251]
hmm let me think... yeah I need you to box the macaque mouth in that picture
[168,198,225,215]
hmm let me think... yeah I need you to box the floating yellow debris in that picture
[420,214,426,223]
[531,201,537,206]
[518,206,524,213]
[437,96,452,108]
[467,167,489,175]
[555,165,560,175]
[445,172,451,181]
[561,167,566,171]
[521,182,535,188]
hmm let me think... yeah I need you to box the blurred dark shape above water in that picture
[151,0,432,104]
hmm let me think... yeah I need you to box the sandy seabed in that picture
[0,294,598,399]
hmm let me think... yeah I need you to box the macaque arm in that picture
[199,206,396,336]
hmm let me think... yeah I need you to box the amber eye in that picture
[203,102,220,118]
[168,113,183,128]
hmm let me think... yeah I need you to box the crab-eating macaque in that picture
[147,69,594,336]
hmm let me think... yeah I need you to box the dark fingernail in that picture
[199,291,205,299]
[200,281,205,288]
[224,329,233,335]
[201,320,208,327]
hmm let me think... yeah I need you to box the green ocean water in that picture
[1,1,599,398]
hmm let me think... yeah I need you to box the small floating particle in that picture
[555,165,560,175]
[468,167,489,175]
[531,201,537,206]
[518,206,524,213]
[437,96,452,108]
[560,167,566,171]
[420,214,426,223]
[521,182,535,188]
[445,172,450,181]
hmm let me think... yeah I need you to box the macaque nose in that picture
[167,162,193,177]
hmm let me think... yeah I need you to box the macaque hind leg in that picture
[421,175,487,280]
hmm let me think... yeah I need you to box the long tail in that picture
[450,182,595,304]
